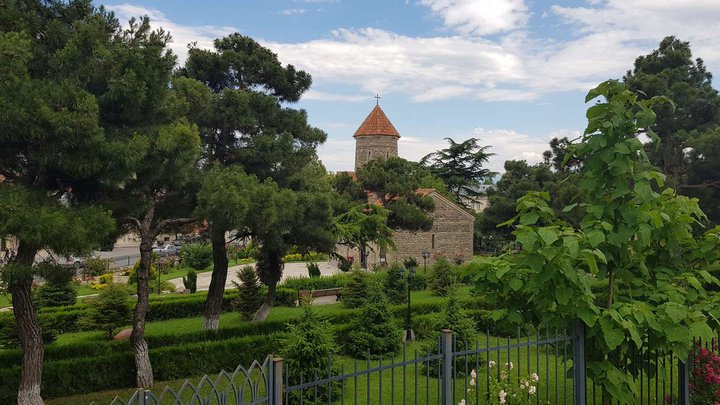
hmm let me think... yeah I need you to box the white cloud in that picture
[303,90,369,102]
[107,4,238,65]
[281,9,306,15]
[420,0,529,35]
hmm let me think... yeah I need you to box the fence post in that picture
[441,329,453,405]
[678,358,689,405]
[271,356,284,405]
[572,320,586,405]
[136,389,147,405]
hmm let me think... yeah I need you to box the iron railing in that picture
[99,323,702,405]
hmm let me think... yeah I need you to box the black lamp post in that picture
[421,250,431,273]
[400,264,416,341]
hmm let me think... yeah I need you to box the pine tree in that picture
[341,269,368,308]
[428,257,457,296]
[345,281,402,357]
[232,266,263,320]
[81,283,131,339]
[384,263,407,304]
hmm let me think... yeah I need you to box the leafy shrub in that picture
[403,257,419,269]
[79,283,131,339]
[180,243,213,270]
[408,271,427,291]
[337,256,352,272]
[280,274,351,291]
[35,265,77,308]
[82,257,112,277]
[307,262,321,278]
[282,253,303,262]
[689,341,720,405]
[384,263,407,304]
[344,282,402,357]
[341,270,367,308]
[281,303,339,404]
[428,257,457,296]
[155,256,178,274]
[274,288,298,307]
[232,266,263,320]
[128,260,157,284]
[182,268,197,293]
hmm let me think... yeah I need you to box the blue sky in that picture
[102,0,720,173]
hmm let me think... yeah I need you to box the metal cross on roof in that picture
[374,94,381,105]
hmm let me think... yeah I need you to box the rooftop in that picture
[353,105,400,138]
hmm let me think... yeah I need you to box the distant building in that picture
[337,104,474,266]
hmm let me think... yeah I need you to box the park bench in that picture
[297,287,342,304]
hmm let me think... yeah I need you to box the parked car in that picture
[54,255,85,270]
[152,244,180,257]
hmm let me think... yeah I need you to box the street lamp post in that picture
[421,250,431,273]
[401,263,416,341]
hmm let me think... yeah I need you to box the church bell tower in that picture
[354,103,400,170]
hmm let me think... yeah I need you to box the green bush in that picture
[274,288,298,307]
[182,268,197,293]
[306,262,321,278]
[344,282,402,358]
[35,282,77,308]
[281,303,339,404]
[384,263,407,304]
[428,257,457,296]
[81,257,112,277]
[128,260,157,284]
[337,256,352,272]
[232,266,263,320]
[341,269,367,308]
[79,283,132,339]
[280,274,351,291]
[180,243,213,270]
[408,271,427,291]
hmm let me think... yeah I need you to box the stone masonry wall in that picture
[355,135,399,170]
[336,192,474,269]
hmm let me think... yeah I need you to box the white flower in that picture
[470,369,477,379]
[530,372,539,382]
[507,362,514,370]
[499,390,507,404]
[470,378,476,386]
[529,385,537,395]
[459,400,466,405]
[488,360,496,368]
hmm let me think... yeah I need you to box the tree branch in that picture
[680,180,720,190]
[152,217,196,236]
[124,217,142,231]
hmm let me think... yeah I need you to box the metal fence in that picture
[98,323,701,405]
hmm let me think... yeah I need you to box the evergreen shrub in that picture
[307,262,321,278]
[79,283,131,339]
[182,268,197,293]
[344,282,402,357]
[384,263,407,304]
[232,266,263,320]
[180,243,213,270]
[341,269,367,308]
[428,257,457,296]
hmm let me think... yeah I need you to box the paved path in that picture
[168,261,341,292]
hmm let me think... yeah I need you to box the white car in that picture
[54,255,85,270]
[152,244,180,257]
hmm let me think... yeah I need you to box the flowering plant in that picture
[689,341,720,405]
[462,362,539,405]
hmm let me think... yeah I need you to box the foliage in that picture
[82,257,112,277]
[428,257,457,296]
[128,260,157,284]
[345,282,402,357]
[421,137,496,205]
[424,288,478,375]
[281,303,339,404]
[356,157,436,232]
[486,362,540,405]
[280,274,352,291]
[624,36,720,193]
[689,342,720,405]
[403,257,419,269]
[232,266,263,320]
[341,269,368,309]
[182,268,197,293]
[180,243,213,271]
[306,262,321,278]
[472,80,720,402]
[80,283,131,339]
[384,263,408,304]
[89,272,114,290]
[35,265,77,308]
[335,203,395,269]
[408,271,427,291]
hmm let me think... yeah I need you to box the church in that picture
[336,103,475,267]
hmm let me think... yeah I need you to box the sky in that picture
[101,0,720,174]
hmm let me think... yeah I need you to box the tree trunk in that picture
[360,246,367,270]
[11,242,43,405]
[253,279,276,322]
[203,232,228,330]
[130,242,154,388]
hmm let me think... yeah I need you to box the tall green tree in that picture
[335,203,395,269]
[355,157,436,231]
[0,2,131,402]
[623,36,720,190]
[421,137,496,206]
[473,81,720,403]
[176,33,327,329]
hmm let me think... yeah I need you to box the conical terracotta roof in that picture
[353,105,400,138]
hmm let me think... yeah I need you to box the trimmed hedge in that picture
[0,333,283,402]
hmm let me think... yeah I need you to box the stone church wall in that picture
[354,135,399,170]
